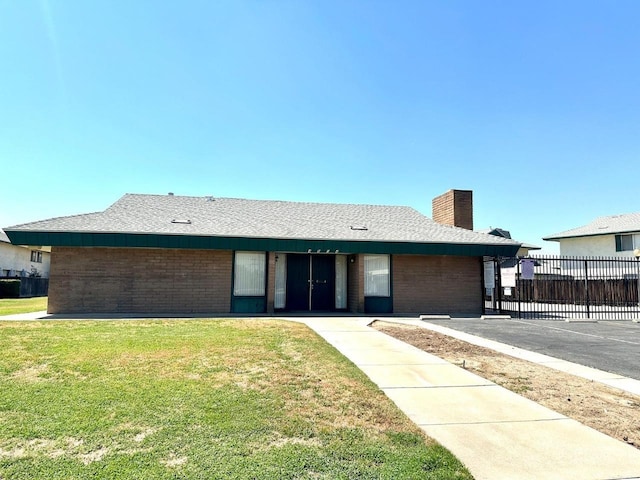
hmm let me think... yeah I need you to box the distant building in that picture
[477,227,541,257]
[544,212,640,257]
[0,228,50,278]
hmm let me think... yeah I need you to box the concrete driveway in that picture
[424,317,640,381]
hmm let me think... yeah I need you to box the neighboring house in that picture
[543,212,640,257]
[5,189,519,315]
[0,228,50,278]
[477,227,541,257]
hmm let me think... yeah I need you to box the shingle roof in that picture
[477,227,512,239]
[7,193,519,247]
[477,227,540,250]
[544,212,640,241]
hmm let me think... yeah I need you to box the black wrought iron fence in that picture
[484,255,640,319]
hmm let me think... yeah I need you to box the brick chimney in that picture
[432,189,473,230]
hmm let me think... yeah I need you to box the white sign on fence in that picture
[521,259,535,280]
[501,266,517,287]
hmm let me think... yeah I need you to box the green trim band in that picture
[5,230,520,257]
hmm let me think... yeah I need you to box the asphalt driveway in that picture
[424,317,640,381]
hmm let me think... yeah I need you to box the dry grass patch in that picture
[10,363,51,382]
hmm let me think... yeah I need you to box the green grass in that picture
[0,319,472,479]
[0,297,48,315]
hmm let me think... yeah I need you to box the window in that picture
[30,251,42,263]
[233,252,266,296]
[364,254,390,297]
[274,254,287,309]
[335,255,347,309]
[615,234,634,252]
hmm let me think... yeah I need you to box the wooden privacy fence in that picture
[485,255,640,319]
[518,278,638,306]
[20,277,49,297]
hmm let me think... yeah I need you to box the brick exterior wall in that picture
[47,248,481,315]
[48,247,233,314]
[432,189,473,230]
[348,254,364,313]
[392,255,482,314]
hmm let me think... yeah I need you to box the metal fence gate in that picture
[484,255,640,320]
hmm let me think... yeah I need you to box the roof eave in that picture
[4,230,520,257]
[543,229,640,241]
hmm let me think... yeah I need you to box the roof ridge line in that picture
[121,193,416,209]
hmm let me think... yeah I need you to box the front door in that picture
[285,254,336,311]
[286,254,310,311]
[311,255,335,311]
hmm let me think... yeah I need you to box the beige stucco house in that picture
[0,229,50,278]
[544,212,640,258]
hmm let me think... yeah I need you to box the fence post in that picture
[636,256,640,309]
[584,259,590,319]
[517,257,522,319]
[496,257,503,314]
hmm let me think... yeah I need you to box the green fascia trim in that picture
[231,296,267,314]
[5,230,520,257]
[364,296,393,314]
[543,231,640,242]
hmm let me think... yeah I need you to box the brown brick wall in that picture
[48,247,233,314]
[392,255,482,314]
[432,189,473,230]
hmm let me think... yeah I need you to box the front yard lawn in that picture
[0,319,471,479]
[0,297,47,316]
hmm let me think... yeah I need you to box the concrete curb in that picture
[377,317,640,397]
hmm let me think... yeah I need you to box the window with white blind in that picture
[335,255,347,309]
[274,254,287,309]
[364,254,390,297]
[233,252,266,296]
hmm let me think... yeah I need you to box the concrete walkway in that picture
[299,317,640,480]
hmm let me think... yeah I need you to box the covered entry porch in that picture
[277,253,346,312]
[232,251,392,314]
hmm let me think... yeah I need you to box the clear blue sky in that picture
[2,1,639,253]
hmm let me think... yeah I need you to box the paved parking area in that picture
[424,317,640,381]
